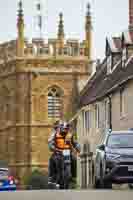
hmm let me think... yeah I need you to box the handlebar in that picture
[54,148,80,158]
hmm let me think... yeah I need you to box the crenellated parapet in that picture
[23,38,86,58]
[0,37,87,63]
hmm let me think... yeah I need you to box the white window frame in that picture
[95,104,100,128]
[84,110,90,134]
[120,88,125,117]
[105,100,110,129]
[122,47,127,68]
[104,100,107,128]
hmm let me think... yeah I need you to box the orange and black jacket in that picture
[48,130,80,153]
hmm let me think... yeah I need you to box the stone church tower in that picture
[0,1,92,183]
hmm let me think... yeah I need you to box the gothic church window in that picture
[48,87,62,118]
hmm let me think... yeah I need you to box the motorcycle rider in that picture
[48,120,60,187]
[48,121,80,189]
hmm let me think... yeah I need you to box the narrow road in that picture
[0,190,133,200]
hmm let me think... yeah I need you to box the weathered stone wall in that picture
[0,56,90,184]
[112,79,133,130]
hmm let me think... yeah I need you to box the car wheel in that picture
[93,176,101,189]
[128,183,133,189]
[99,167,112,189]
[99,165,104,188]
[103,180,112,189]
[92,164,101,189]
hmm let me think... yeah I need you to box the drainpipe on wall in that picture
[108,95,112,130]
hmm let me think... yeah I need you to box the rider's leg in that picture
[48,154,56,184]
[55,154,64,189]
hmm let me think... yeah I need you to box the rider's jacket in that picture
[55,131,72,150]
[48,130,80,153]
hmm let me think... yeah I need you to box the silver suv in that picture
[93,130,133,189]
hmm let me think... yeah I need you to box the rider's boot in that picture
[48,177,57,189]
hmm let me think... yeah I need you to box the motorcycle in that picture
[54,149,72,189]
[48,142,79,189]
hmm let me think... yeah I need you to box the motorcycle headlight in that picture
[106,153,120,161]
[9,180,14,185]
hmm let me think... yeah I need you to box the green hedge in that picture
[24,169,48,190]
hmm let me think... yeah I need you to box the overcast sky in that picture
[0,0,128,59]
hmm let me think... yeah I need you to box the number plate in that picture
[128,166,133,171]
[63,150,70,156]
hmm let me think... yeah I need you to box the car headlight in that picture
[106,153,120,160]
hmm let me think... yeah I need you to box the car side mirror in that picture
[98,144,105,151]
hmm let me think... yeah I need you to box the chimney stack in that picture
[129,0,133,29]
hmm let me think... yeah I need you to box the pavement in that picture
[0,189,133,200]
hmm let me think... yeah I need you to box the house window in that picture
[120,88,125,117]
[44,47,49,54]
[105,101,107,128]
[122,48,127,68]
[107,55,112,74]
[68,46,72,56]
[64,47,68,55]
[82,111,85,136]
[105,100,110,129]
[95,104,100,128]
[48,87,62,118]
[85,110,90,132]
[39,47,44,55]
[73,47,79,56]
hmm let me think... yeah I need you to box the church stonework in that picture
[0,1,92,184]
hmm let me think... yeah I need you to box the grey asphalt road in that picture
[0,190,133,200]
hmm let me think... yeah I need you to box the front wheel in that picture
[63,163,71,189]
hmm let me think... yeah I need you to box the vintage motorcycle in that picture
[54,149,72,189]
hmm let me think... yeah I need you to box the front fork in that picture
[63,162,71,189]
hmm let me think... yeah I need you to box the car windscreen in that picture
[107,134,133,148]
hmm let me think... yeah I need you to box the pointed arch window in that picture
[48,87,63,118]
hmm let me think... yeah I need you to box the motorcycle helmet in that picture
[53,120,60,130]
[59,121,70,135]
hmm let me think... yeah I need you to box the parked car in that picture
[0,167,16,191]
[93,130,133,189]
